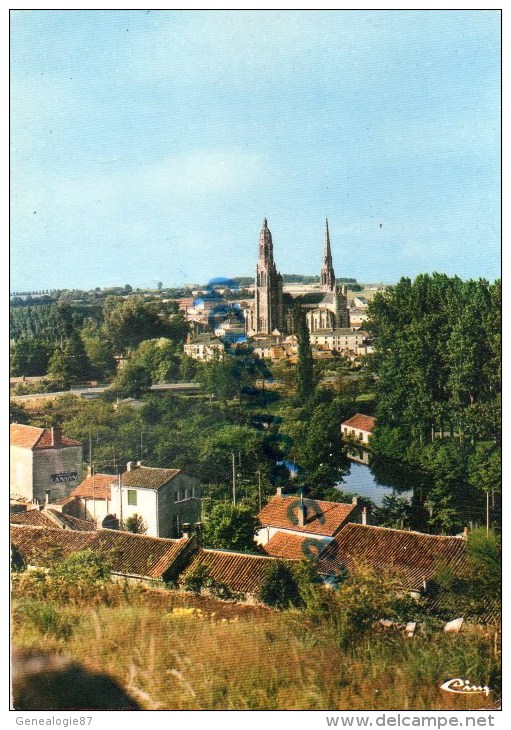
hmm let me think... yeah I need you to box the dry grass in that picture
[11,585,500,711]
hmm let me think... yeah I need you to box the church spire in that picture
[320,217,336,291]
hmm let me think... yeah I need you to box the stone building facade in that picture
[10,424,83,504]
[248,218,350,336]
[248,219,284,336]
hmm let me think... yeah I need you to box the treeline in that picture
[10,296,189,384]
[366,274,501,532]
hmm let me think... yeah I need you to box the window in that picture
[127,489,137,506]
[174,491,178,502]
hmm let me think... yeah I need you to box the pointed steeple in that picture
[320,217,336,291]
[259,217,273,265]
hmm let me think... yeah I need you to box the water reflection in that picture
[337,453,429,508]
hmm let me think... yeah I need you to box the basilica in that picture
[247,218,350,337]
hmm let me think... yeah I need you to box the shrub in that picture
[19,601,78,641]
[257,560,303,609]
[181,562,211,595]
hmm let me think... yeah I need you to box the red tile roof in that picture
[10,526,95,559]
[71,474,115,501]
[10,525,190,580]
[341,414,376,433]
[181,548,276,594]
[121,467,181,490]
[10,509,95,531]
[10,424,82,450]
[258,495,357,537]
[263,531,330,561]
[10,510,59,528]
[318,523,467,591]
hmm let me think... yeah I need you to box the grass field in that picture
[12,582,500,711]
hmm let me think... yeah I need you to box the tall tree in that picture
[295,308,314,403]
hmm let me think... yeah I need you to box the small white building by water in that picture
[341,413,376,445]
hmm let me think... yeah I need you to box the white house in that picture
[256,490,362,548]
[341,414,376,444]
[112,463,201,538]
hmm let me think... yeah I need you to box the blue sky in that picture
[10,9,501,290]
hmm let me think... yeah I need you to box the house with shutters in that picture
[10,424,83,504]
[112,462,201,538]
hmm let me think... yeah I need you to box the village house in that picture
[341,413,376,444]
[318,523,467,594]
[256,489,365,547]
[10,525,196,584]
[348,309,370,327]
[65,469,117,527]
[309,328,369,353]
[184,333,225,361]
[114,463,201,539]
[352,296,369,309]
[10,423,83,504]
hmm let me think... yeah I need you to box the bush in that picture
[181,562,211,595]
[257,560,303,610]
[19,601,78,641]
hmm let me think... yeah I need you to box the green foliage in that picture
[257,560,303,609]
[112,361,152,398]
[430,529,501,620]
[124,513,148,534]
[373,494,412,529]
[129,338,180,384]
[102,296,189,355]
[202,502,258,552]
[18,600,78,641]
[47,334,92,383]
[181,562,211,594]
[52,550,111,585]
[81,324,116,379]
[10,338,53,377]
[295,308,314,403]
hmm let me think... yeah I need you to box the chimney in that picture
[463,526,469,538]
[352,496,358,506]
[44,490,50,507]
[87,465,94,478]
[136,460,143,467]
[276,486,282,497]
[297,493,307,528]
[51,427,62,447]
[362,507,368,526]
[126,461,134,472]
[194,522,203,546]
[181,523,191,540]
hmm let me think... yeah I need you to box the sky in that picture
[10,9,501,291]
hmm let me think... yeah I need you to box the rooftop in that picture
[10,509,95,531]
[318,523,467,591]
[341,414,376,433]
[263,532,330,561]
[181,548,276,594]
[10,423,82,450]
[121,466,182,490]
[258,495,357,537]
[71,473,115,501]
[10,525,190,580]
